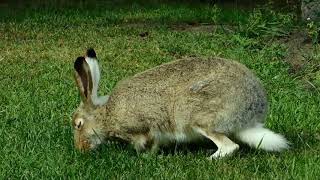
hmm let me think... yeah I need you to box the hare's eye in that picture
[74,118,84,129]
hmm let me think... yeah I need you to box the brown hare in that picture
[72,49,289,159]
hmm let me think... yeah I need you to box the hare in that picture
[72,48,289,159]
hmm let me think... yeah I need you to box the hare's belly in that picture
[151,129,203,145]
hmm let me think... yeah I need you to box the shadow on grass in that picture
[87,129,320,160]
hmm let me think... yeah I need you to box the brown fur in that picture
[72,56,267,153]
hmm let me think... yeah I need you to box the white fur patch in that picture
[236,124,289,152]
[85,57,108,106]
[209,143,239,160]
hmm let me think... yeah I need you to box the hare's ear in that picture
[74,56,94,107]
[85,48,109,106]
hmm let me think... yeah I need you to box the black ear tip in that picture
[86,48,96,58]
[74,56,85,71]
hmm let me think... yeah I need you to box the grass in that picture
[1,1,320,179]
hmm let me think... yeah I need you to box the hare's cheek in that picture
[88,135,103,149]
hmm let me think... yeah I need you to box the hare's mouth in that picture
[74,133,94,151]
[76,138,91,152]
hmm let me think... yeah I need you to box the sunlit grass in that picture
[0,1,319,179]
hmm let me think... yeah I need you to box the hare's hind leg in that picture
[195,128,239,160]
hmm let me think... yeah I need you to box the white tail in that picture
[236,124,289,152]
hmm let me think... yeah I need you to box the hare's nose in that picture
[79,140,90,152]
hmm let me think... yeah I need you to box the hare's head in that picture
[72,49,109,151]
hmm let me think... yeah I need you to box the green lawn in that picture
[1,1,320,179]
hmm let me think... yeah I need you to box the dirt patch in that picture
[171,23,216,33]
[170,22,235,34]
[278,30,314,73]
[120,21,151,29]
[120,21,235,34]
[279,29,320,91]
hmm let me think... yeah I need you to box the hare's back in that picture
[109,57,264,112]
[115,57,252,91]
